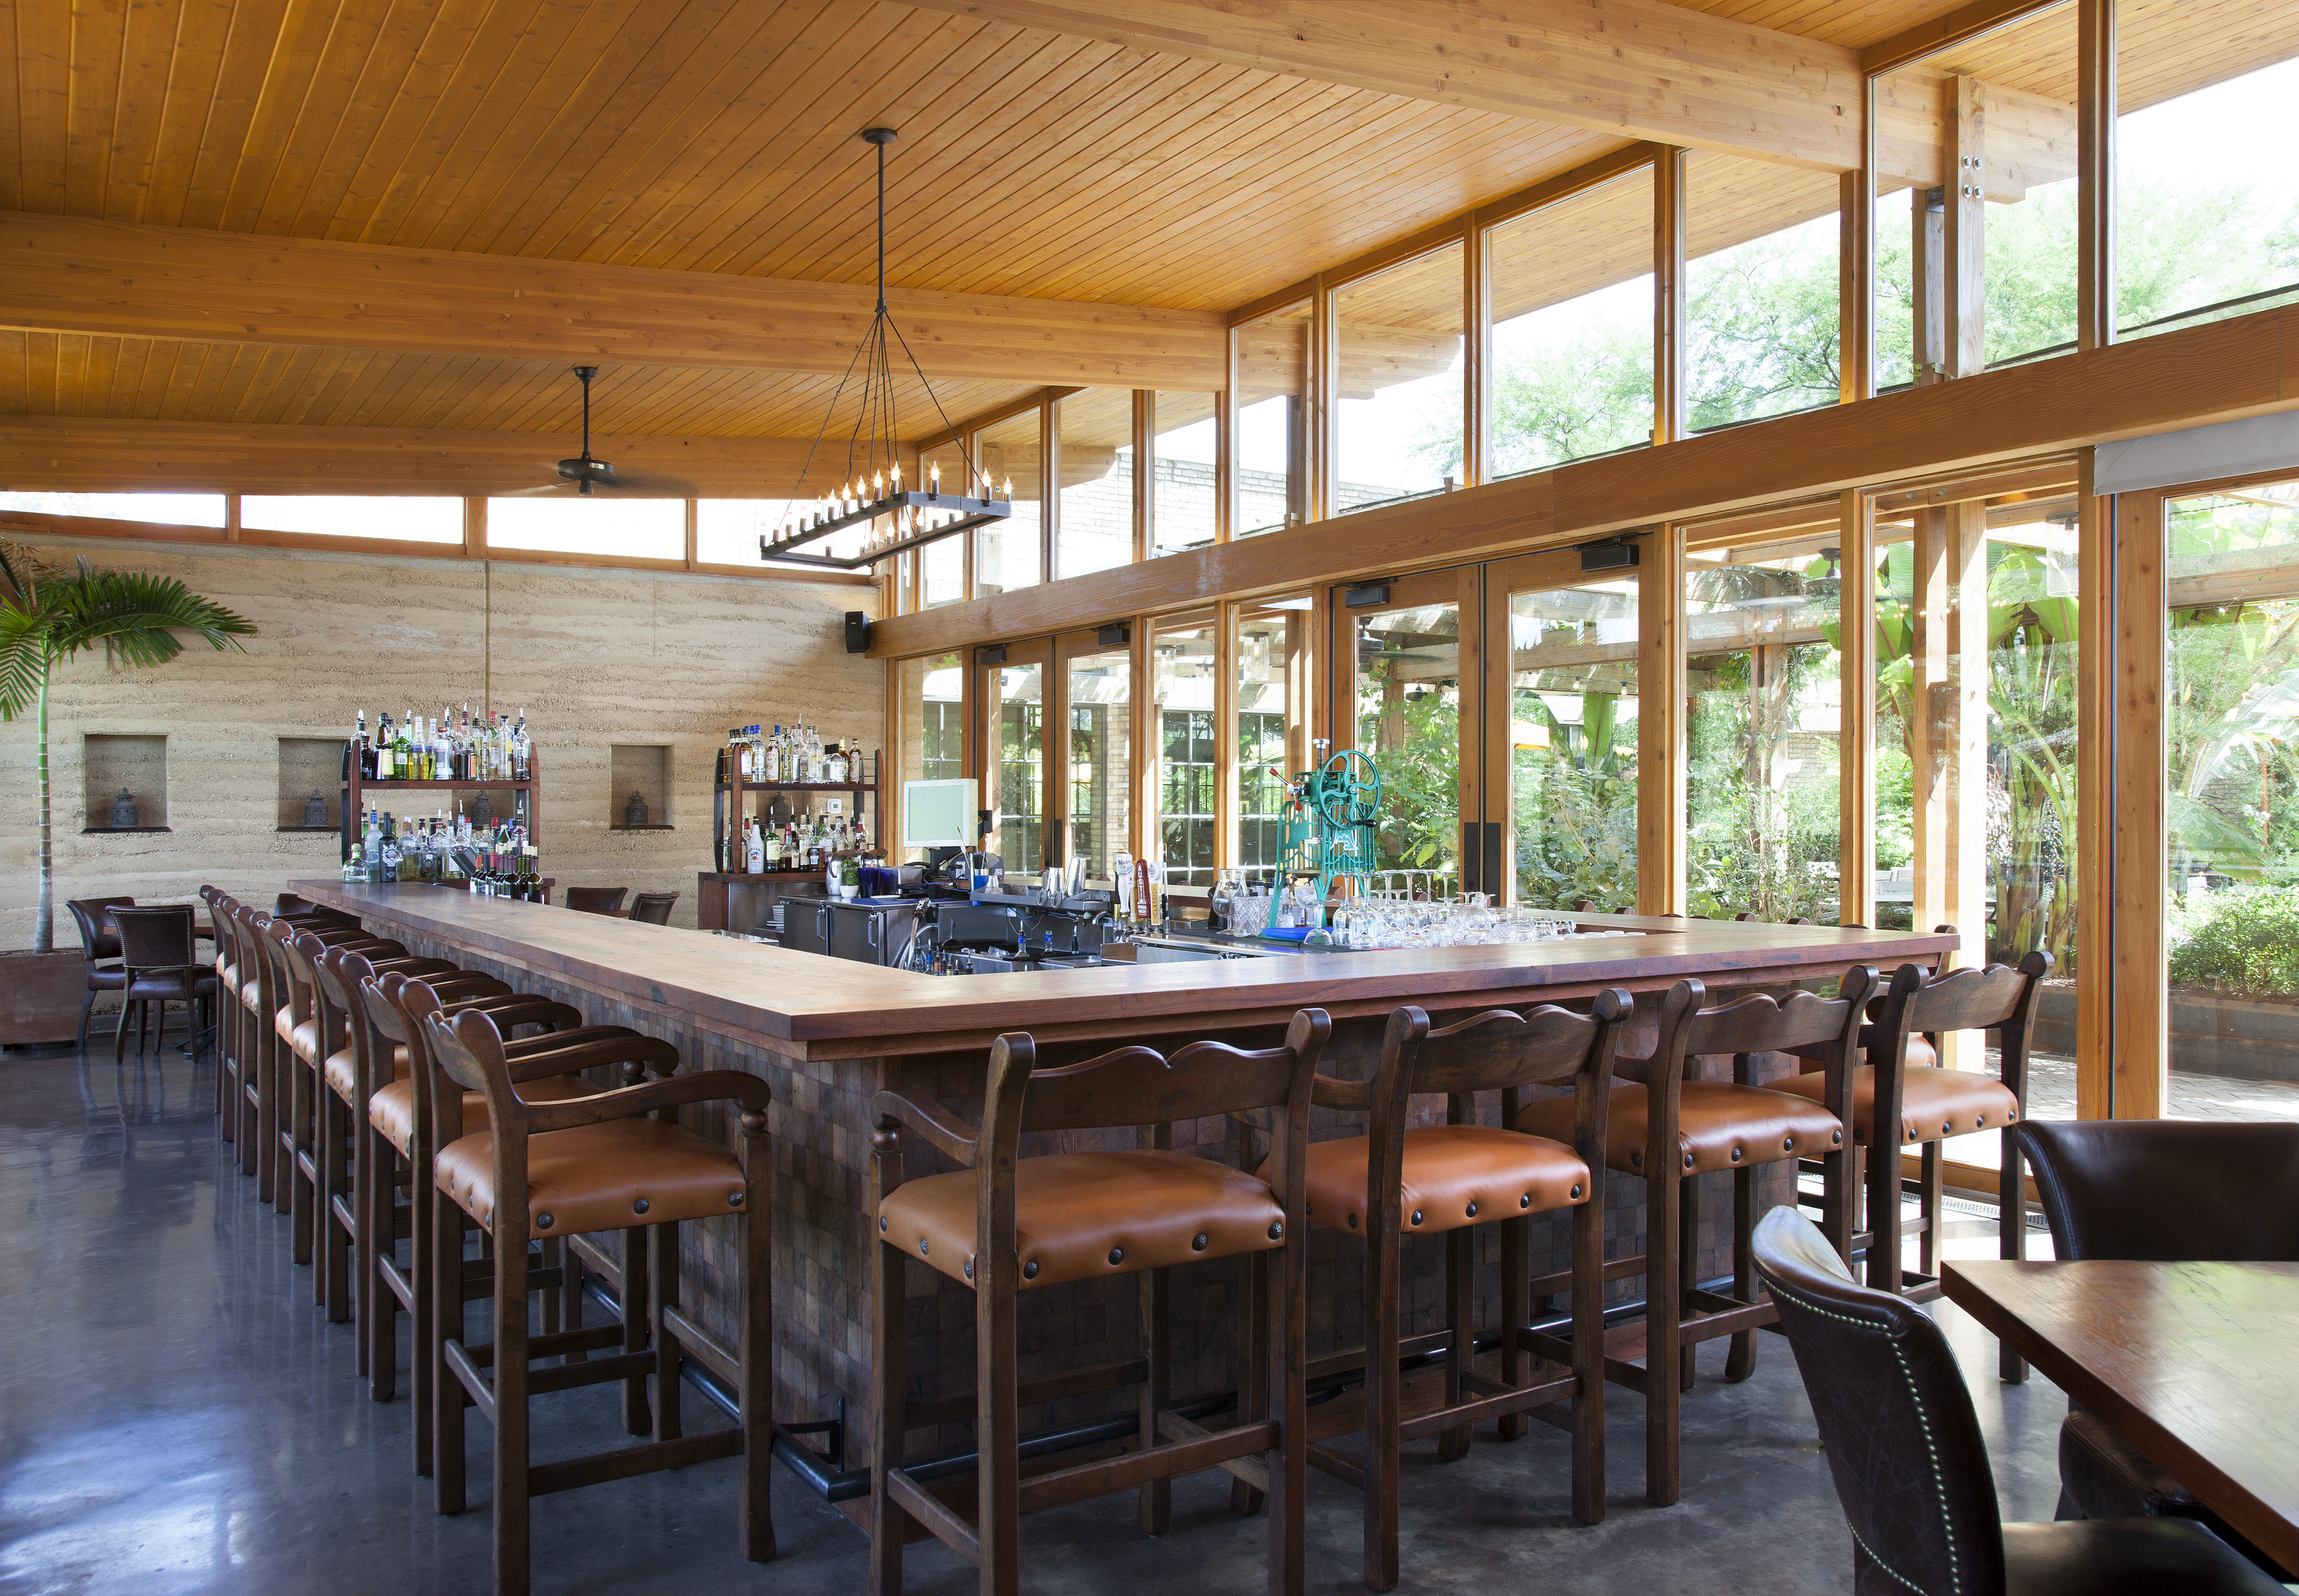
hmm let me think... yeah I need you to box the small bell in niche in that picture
[469,791,494,826]
[302,790,330,828]
[109,788,139,829]
[624,789,650,828]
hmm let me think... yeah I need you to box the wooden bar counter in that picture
[290,880,1955,1484]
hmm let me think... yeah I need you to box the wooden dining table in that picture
[1943,1258,2299,1575]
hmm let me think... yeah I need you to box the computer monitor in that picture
[902,778,978,851]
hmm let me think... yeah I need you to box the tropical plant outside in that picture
[0,540,256,952]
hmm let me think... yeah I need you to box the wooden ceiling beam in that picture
[0,415,825,497]
[904,0,1868,171]
[0,213,1228,391]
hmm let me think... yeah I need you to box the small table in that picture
[1944,1259,2299,1575]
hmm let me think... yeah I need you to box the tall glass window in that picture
[1153,617,1219,886]
[1151,390,1219,556]
[2116,0,2299,339]
[1233,301,1309,537]
[973,409,1042,596]
[1236,598,1312,886]
[1685,537,1844,920]
[1486,167,1656,474]
[986,657,1044,873]
[1507,579,1637,908]
[1335,243,1465,514]
[1055,389,1134,579]
[919,440,969,609]
[1873,4,2080,376]
[899,652,966,848]
[1686,151,1842,429]
[242,497,462,542]
[1354,599,1463,885]
[0,491,225,528]
[1063,643,1131,881]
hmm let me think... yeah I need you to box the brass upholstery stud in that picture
[1107,1246,1125,1266]
[1023,1260,1038,1280]
[633,1197,650,1215]
[1191,1233,1209,1251]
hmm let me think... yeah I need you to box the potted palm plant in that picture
[1,539,254,1043]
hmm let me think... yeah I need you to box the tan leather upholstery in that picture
[1791,1034,1938,1071]
[322,1043,408,1102]
[1771,1065,2016,1145]
[1284,1125,1590,1235]
[274,1010,318,1065]
[367,1073,590,1156]
[879,1149,1285,1292]
[1516,1081,1844,1176]
[435,1118,746,1236]
[239,977,262,1012]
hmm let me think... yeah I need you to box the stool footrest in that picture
[1398,1377,1573,1444]
[463,1323,627,1368]
[1013,1419,1276,1515]
[905,1357,1150,1431]
[1307,1331,1448,1385]
[528,1428,742,1498]
[1156,1408,1270,1493]
[660,1305,740,1389]
[1307,1441,1366,1489]
[1527,1252,1646,1299]
[378,1254,415,1313]
[527,1349,659,1397]
[887,1467,980,1565]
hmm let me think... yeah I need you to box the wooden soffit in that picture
[0,214,1228,392]
[870,301,2299,655]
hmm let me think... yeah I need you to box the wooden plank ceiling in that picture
[1,0,2278,456]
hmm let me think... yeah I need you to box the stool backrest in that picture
[565,886,627,915]
[1647,966,1877,1082]
[1876,948,2052,1078]
[200,887,234,962]
[628,891,678,924]
[2017,1119,2299,1262]
[112,904,194,970]
[1752,1207,2006,1596]
[381,974,586,1147]
[67,896,134,962]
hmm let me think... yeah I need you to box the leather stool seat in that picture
[1771,1063,2015,1144]
[239,977,262,1011]
[1287,1124,1588,1235]
[1516,1080,1843,1176]
[880,1148,1285,1290]
[368,1073,590,1158]
[322,1043,409,1100]
[276,1009,319,1065]
[436,1117,746,1237]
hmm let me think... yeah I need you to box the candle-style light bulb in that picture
[928,460,941,494]
[1001,476,1013,500]
[873,468,885,497]
[891,463,902,488]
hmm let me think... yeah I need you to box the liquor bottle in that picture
[352,711,368,781]
[342,845,362,884]
[825,740,847,785]
[746,818,766,873]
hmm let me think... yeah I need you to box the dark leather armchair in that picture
[2016,1119,2299,1568]
[627,891,678,924]
[67,895,134,1049]
[111,904,219,1064]
[564,886,627,915]
[1751,1205,2283,1595]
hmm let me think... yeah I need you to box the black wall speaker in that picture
[844,611,871,654]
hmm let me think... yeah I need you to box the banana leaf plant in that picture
[0,540,255,951]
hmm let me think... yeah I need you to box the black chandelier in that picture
[759,127,1009,571]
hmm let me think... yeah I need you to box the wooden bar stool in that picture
[1283,994,1630,1593]
[242,906,383,1204]
[1769,950,2051,1368]
[869,1012,1329,1596]
[265,915,404,1241]
[369,969,655,1473]
[302,933,462,1324]
[423,1005,774,1596]
[200,889,240,1125]
[1516,969,1871,1505]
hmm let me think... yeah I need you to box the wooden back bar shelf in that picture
[338,743,540,863]
[701,743,882,932]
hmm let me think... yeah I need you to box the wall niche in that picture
[83,734,168,833]
[610,744,673,830]
[278,737,344,831]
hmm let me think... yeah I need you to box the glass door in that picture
[1340,568,1477,896]
[1485,548,1642,910]
[977,641,1051,876]
[1055,630,1132,884]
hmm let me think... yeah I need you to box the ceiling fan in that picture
[503,365,695,497]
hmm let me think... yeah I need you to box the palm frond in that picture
[0,601,47,719]
[46,562,256,669]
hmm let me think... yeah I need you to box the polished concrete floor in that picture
[1,1034,2071,1596]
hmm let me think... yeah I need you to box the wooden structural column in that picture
[1946,78,1989,378]
[1839,488,1878,929]
[1640,525,1689,915]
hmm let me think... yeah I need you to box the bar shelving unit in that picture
[339,746,542,864]
[700,745,881,932]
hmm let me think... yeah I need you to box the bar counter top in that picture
[290,880,1956,1063]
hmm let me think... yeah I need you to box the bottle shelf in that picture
[344,777,535,791]
[717,780,871,793]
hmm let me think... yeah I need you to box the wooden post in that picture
[1040,395,1058,583]
[1946,78,1988,378]
[1310,276,1335,526]
[1910,506,1950,938]
[2111,488,2167,1118]
[1465,219,1491,486]
[1640,525,1687,915]
[1942,499,1989,1066]
[1216,601,1239,872]
[2077,0,2117,353]
[1654,149,1687,443]
[1132,389,1152,565]
[1839,96,1875,405]
[1839,488,1878,928]
[2075,452,2115,1118]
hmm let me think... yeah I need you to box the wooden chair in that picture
[869,1011,1329,1596]
[1290,993,1632,1591]
[238,905,380,1204]
[264,915,403,1237]
[424,1004,774,1596]
[67,895,134,1051]
[199,889,240,1121]
[367,969,644,1474]
[1770,950,2051,1371]
[564,886,627,915]
[1517,969,1873,1504]
[109,905,217,1063]
[628,890,678,924]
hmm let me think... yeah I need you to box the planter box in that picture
[0,949,88,1046]
[2031,983,2299,1084]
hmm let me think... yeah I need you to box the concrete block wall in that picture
[0,532,879,947]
